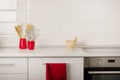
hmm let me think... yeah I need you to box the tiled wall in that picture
[28,0,92,46]
[28,0,120,46]
[92,0,120,45]
[0,0,120,47]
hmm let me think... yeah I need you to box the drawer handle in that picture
[42,63,69,65]
[88,71,120,74]
[0,64,14,66]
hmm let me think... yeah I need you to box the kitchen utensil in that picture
[15,26,22,38]
[21,24,27,38]
[26,25,32,40]
[26,24,35,41]
[17,25,22,37]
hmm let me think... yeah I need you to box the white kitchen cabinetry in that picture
[0,74,27,80]
[0,58,27,80]
[29,58,83,80]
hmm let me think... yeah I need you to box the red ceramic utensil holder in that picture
[28,41,35,50]
[19,38,27,49]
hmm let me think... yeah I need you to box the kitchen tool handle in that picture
[88,71,120,74]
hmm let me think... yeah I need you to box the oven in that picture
[84,57,120,80]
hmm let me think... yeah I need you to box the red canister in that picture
[19,38,27,49]
[28,40,35,50]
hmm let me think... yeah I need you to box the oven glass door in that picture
[91,75,120,80]
[84,68,120,80]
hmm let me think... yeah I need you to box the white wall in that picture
[92,0,120,45]
[29,0,92,46]
[28,0,120,46]
[0,0,120,47]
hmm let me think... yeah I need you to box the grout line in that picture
[59,0,62,45]
[27,0,30,23]
[91,0,95,45]
[27,58,29,80]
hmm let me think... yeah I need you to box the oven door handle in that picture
[88,71,120,74]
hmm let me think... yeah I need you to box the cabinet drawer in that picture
[0,74,27,80]
[0,58,27,73]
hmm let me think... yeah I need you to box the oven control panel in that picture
[84,57,120,67]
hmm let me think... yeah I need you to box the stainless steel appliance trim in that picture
[88,71,120,74]
[84,57,120,67]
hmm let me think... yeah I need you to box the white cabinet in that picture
[0,58,27,80]
[0,74,27,80]
[0,58,27,73]
[0,57,84,80]
[29,58,83,80]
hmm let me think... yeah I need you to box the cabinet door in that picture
[29,58,83,80]
[0,74,27,80]
[0,58,27,73]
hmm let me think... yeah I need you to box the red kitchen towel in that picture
[46,63,67,80]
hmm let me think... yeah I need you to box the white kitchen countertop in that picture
[0,47,120,57]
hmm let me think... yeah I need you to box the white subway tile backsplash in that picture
[0,23,16,34]
[0,37,18,47]
[94,0,120,10]
[0,11,16,22]
[91,34,120,45]
[17,0,28,10]
[16,0,28,23]
[16,10,28,23]
[29,0,59,10]
[34,23,60,45]
[33,23,59,34]
[0,0,17,9]
[1,0,120,47]
[60,0,92,10]
[61,22,91,34]
[92,22,120,35]
[36,33,60,46]
[61,10,92,22]
[29,10,59,23]
[93,10,120,22]
[26,0,120,46]
[93,0,120,22]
